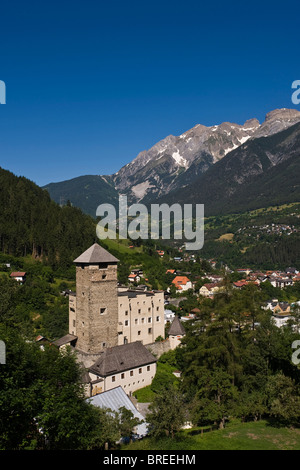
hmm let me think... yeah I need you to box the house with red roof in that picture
[128,273,141,283]
[171,275,192,293]
[10,272,26,284]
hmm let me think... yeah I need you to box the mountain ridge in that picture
[161,121,300,215]
[43,108,300,216]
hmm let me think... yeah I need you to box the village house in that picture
[166,269,176,275]
[130,268,143,277]
[272,309,292,328]
[262,299,291,315]
[233,280,259,289]
[171,275,192,293]
[199,283,222,298]
[208,259,217,269]
[206,274,223,283]
[10,271,26,284]
[292,274,300,283]
[262,299,292,328]
[286,267,299,276]
[164,309,175,324]
[236,268,253,276]
[268,277,294,289]
[128,273,141,283]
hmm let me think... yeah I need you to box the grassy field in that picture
[217,233,234,242]
[101,237,143,255]
[123,420,300,451]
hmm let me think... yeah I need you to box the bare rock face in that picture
[253,108,300,138]
[113,117,261,202]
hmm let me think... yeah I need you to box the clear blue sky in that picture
[0,0,299,186]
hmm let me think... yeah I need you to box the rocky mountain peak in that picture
[264,108,300,122]
[253,108,300,138]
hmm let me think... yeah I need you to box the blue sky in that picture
[0,0,299,186]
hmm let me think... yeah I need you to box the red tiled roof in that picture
[172,276,190,286]
[202,283,219,290]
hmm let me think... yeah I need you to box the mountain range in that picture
[43,108,300,216]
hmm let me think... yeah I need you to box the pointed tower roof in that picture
[168,316,186,336]
[74,243,119,264]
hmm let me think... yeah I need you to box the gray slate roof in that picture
[74,243,119,264]
[88,386,148,437]
[52,334,77,347]
[89,341,156,377]
[168,316,186,336]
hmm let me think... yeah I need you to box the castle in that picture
[68,243,165,354]
[59,243,179,396]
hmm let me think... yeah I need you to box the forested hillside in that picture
[43,174,119,218]
[0,167,96,268]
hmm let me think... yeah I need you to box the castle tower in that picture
[71,243,119,354]
[168,315,186,350]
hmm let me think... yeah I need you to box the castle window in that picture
[148,317,152,323]
[138,331,141,335]
[138,309,141,314]
[147,366,150,371]
[100,308,107,315]
[130,370,133,377]
[139,368,142,374]
[99,263,108,269]
[156,316,160,322]
[125,320,129,326]
[112,376,115,382]
[135,319,138,324]
[102,274,107,280]
[148,328,152,334]
[121,373,125,379]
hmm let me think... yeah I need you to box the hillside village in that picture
[6,240,297,441]
[2,228,300,446]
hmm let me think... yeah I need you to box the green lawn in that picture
[123,420,300,450]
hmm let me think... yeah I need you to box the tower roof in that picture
[168,316,186,336]
[74,243,119,264]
